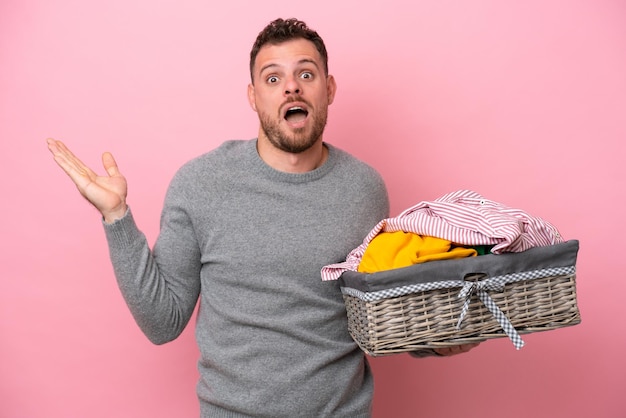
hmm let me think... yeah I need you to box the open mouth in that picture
[284,106,309,123]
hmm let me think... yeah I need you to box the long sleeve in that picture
[103,205,201,345]
[103,139,390,417]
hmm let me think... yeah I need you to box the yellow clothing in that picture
[357,231,477,273]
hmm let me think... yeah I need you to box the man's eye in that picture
[300,72,313,80]
[267,76,279,83]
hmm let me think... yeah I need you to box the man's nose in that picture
[284,76,301,95]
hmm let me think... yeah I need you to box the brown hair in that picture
[249,18,328,82]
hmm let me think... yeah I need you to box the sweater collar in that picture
[248,138,337,184]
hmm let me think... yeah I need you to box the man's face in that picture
[248,38,336,154]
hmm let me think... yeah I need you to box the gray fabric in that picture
[341,266,576,302]
[339,240,579,293]
[103,139,390,418]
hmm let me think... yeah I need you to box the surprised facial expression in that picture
[248,38,336,154]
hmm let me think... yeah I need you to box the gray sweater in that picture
[103,139,390,417]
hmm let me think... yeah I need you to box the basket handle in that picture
[463,272,488,282]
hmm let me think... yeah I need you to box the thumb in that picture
[102,152,120,177]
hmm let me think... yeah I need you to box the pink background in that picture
[1,1,625,417]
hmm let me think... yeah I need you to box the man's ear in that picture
[326,75,337,105]
[247,83,257,112]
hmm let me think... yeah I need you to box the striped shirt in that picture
[321,190,563,281]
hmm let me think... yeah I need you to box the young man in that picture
[47,18,475,417]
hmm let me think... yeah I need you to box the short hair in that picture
[249,18,329,82]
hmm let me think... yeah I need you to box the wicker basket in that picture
[339,240,581,356]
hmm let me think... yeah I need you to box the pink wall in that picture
[1,1,624,417]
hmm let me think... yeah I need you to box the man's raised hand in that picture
[47,138,128,223]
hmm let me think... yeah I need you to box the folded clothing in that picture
[358,231,477,273]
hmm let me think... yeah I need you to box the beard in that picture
[259,106,328,154]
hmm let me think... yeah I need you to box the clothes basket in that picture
[338,240,581,356]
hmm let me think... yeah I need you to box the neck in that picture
[256,134,328,173]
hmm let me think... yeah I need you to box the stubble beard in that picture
[259,107,328,154]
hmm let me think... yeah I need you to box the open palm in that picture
[47,138,128,222]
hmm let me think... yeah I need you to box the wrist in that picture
[102,204,128,224]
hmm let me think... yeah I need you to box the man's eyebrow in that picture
[258,59,320,76]
[258,63,280,76]
[296,58,320,69]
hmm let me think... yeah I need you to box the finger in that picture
[47,139,82,169]
[47,138,77,162]
[449,346,464,355]
[461,343,480,352]
[102,152,121,177]
[452,343,477,354]
[434,343,479,356]
[434,347,454,356]
[47,138,97,186]
[53,140,95,176]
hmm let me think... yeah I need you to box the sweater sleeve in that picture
[103,199,202,345]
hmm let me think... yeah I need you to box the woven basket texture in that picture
[344,273,580,356]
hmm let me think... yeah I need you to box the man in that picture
[47,18,476,417]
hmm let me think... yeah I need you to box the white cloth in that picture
[321,190,563,281]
